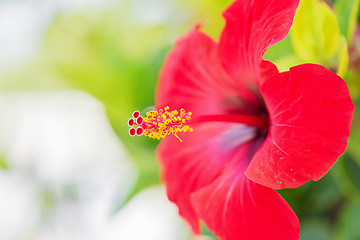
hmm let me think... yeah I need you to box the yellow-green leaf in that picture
[337,36,349,78]
[335,0,360,45]
[291,0,341,65]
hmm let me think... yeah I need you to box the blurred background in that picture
[0,0,359,239]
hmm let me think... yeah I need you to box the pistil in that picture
[128,106,269,142]
[189,114,269,129]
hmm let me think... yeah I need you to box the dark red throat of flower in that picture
[189,114,269,130]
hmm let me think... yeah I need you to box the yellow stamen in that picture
[143,106,193,142]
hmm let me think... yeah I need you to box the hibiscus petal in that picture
[191,166,300,240]
[156,25,265,116]
[157,123,259,233]
[260,60,279,85]
[218,0,299,85]
[246,64,354,189]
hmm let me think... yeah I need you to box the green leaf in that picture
[332,154,360,199]
[299,218,332,240]
[347,124,360,166]
[345,69,360,99]
[334,200,360,240]
[291,0,341,65]
[272,54,300,72]
[279,172,342,216]
[189,0,232,39]
[201,223,219,240]
[342,156,360,191]
[264,33,298,71]
[335,0,360,44]
[337,36,349,78]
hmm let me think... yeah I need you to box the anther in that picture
[127,106,193,142]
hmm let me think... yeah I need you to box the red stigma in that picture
[128,110,145,137]
[133,111,140,119]
[128,118,134,127]
[136,127,144,135]
[129,128,136,136]
[136,116,144,125]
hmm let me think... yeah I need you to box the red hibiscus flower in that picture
[152,0,354,239]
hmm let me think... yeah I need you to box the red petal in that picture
[191,166,300,240]
[260,60,279,85]
[157,123,259,233]
[246,64,354,189]
[218,0,299,86]
[156,26,265,117]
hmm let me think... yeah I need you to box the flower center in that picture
[128,106,269,142]
[128,106,193,142]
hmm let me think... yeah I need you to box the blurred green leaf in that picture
[188,0,232,39]
[291,0,342,65]
[335,0,360,44]
[279,171,342,217]
[264,34,299,71]
[332,154,360,200]
[201,223,218,240]
[342,155,360,190]
[337,36,349,77]
[345,70,360,99]
[347,122,360,165]
[272,54,300,72]
[0,155,9,170]
[299,218,332,240]
[334,200,360,240]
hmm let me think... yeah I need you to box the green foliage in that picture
[332,154,360,203]
[337,36,349,77]
[300,218,332,240]
[188,0,232,39]
[334,200,360,240]
[44,10,167,200]
[345,70,360,99]
[279,171,343,217]
[335,0,360,44]
[347,124,360,166]
[291,0,347,75]
[264,34,299,72]
[201,224,219,239]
